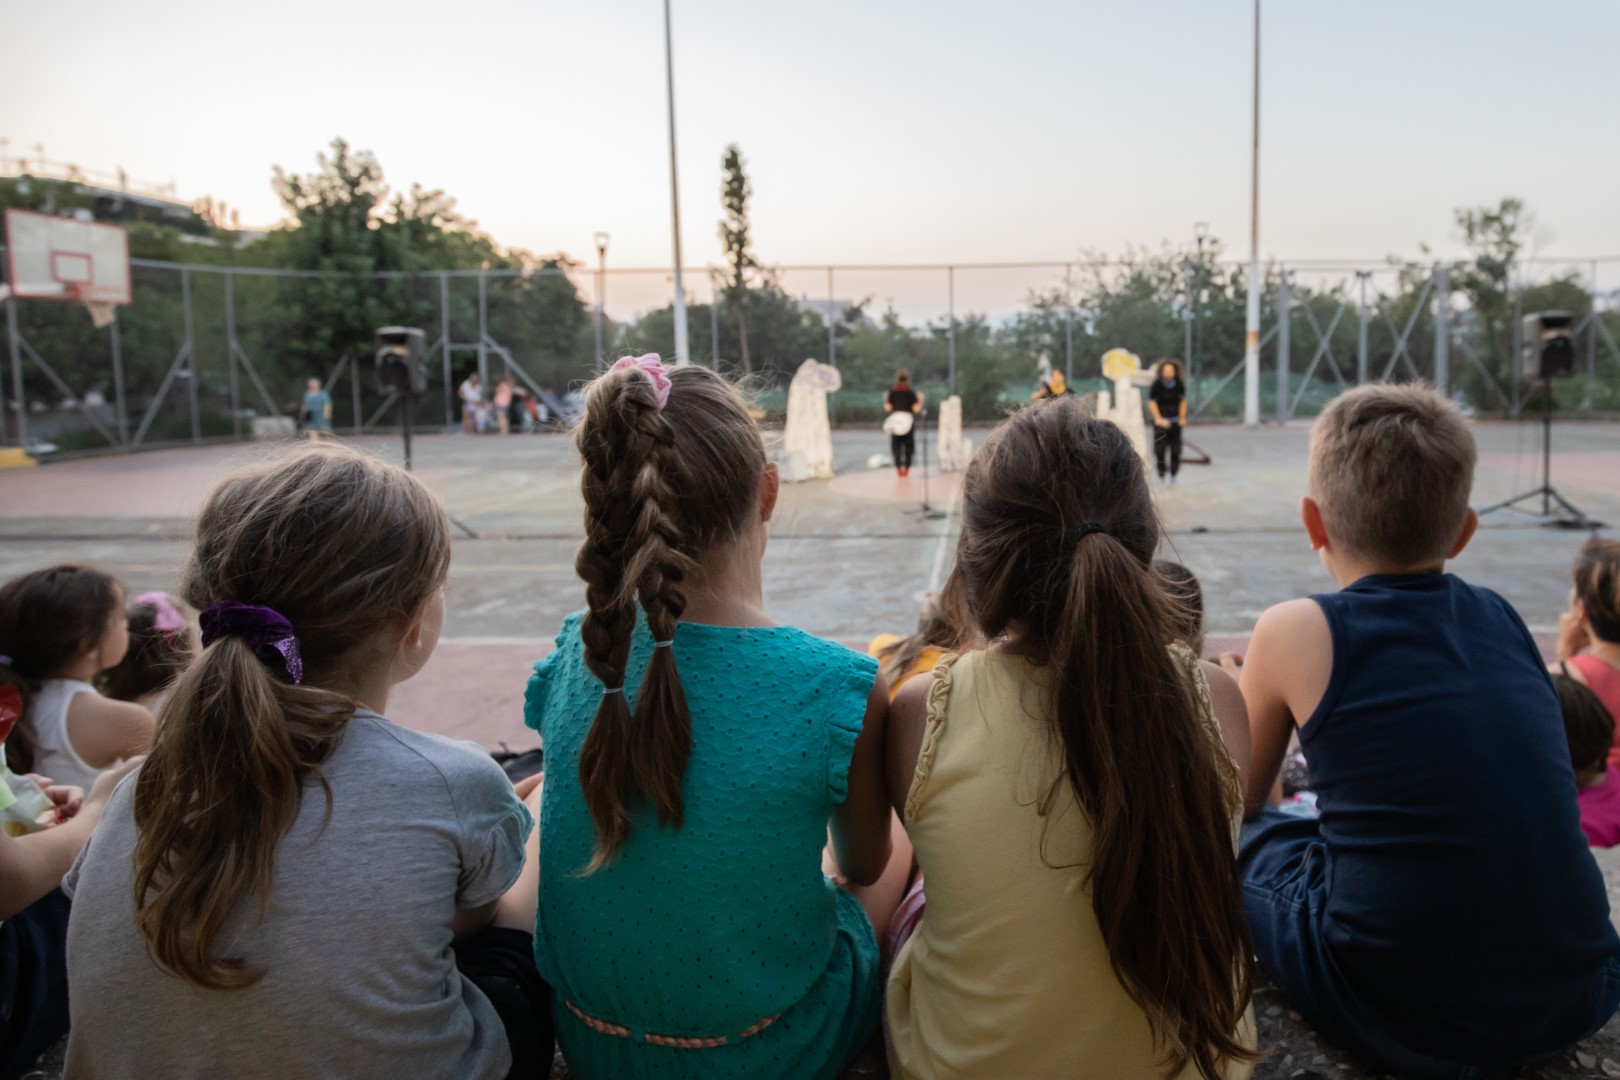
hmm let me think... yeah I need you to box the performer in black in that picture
[883,370,923,476]
[1147,359,1188,486]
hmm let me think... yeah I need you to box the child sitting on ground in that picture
[1235,383,1619,1076]
[0,566,154,791]
[868,577,969,696]
[96,592,197,711]
[526,356,910,1080]
[62,446,550,1080]
[1554,537,1620,750]
[884,398,1257,1079]
[1556,668,1620,848]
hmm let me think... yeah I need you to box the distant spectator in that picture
[493,377,514,436]
[301,378,332,437]
[96,593,196,712]
[1030,369,1073,401]
[1552,538,1620,761]
[1154,559,1204,656]
[458,372,484,433]
[1555,667,1620,847]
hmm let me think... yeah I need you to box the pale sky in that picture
[5,0,1618,320]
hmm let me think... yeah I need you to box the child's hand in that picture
[514,773,543,801]
[1155,418,1171,429]
[83,757,143,817]
[1558,609,1592,661]
[24,776,84,825]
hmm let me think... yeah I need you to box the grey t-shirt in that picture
[62,711,531,1080]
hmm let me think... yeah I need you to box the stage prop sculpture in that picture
[1096,347,1154,470]
[780,358,841,482]
[936,395,974,472]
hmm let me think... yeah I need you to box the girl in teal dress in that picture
[526,356,910,1079]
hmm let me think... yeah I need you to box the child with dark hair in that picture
[869,577,971,697]
[1235,384,1620,1075]
[885,398,1256,1078]
[1557,668,1620,847]
[96,593,197,711]
[0,566,153,790]
[1155,560,1205,656]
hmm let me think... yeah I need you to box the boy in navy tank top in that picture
[1232,384,1620,1076]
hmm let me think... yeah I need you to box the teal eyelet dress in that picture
[524,612,882,1079]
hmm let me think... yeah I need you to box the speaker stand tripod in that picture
[1477,378,1601,530]
[905,409,947,521]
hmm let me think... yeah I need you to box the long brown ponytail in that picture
[131,445,449,989]
[574,362,765,868]
[954,398,1255,1078]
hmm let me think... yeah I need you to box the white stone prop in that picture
[780,358,842,482]
[1098,347,1152,470]
[936,395,974,472]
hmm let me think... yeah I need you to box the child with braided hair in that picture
[526,355,910,1079]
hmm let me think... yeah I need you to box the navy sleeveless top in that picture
[1304,573,1619,1053]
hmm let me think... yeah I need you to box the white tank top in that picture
[28,678,102,791]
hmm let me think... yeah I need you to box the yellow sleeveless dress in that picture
[886,647,1255,1079]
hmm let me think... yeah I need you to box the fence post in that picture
[110,311,128,444]
[1587,260,1598,411]
[1356,271,1369,386]
[1510,269,1523,417]
[6,297,24,447]
[1433,264,1450,396]
[224,271,241,439]
[477,271,489,386]
[1275,268,1290,420]
[439,273,452,427]
[182,269,200,442]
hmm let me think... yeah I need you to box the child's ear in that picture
[759,464,781,524]
[1300,496,1330,552]
[1445,508,1479,560]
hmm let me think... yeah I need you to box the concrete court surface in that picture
[1,418,1617,748]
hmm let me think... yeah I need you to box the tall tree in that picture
[719,144,757,375]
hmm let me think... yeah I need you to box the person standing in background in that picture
[301,378,333,439]
[1148,360,1188,486]
[493,377,514,436]
[883,370,923,477]
[459,373,484,434]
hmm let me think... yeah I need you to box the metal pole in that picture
[350,353,361,435]
[1356,272,1369,386]
[1065,273,1075,384]
[1433,264,1450,396]
[947,266,957,396]
[182,269,199,442]
[1586,260,1599,410]
[1276,269,1290,420]
[477,270,489,386]
[110,309,128,444]
[826,267,836,368]
[1510,268,1522,417]
[708,271,719,367]
[440,273,452,426]
[593,234,609,374]
[224,271,241,439]
[663,0,690,366]
[1241,0,1263,426]
[6,297,24,447]
[1183,263,1193,387]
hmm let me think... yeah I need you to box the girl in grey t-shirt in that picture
[61,446,547,1080]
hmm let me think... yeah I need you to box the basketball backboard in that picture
[4,208,131,305]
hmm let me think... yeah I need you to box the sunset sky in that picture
[6,0,1618,319]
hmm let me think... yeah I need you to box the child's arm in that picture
[1199,660,1251,792]
[1236,599,1332,819]
[1,759,138,919]
[884,674,931,819]
[67,695,154,770]
[830,675,895,887]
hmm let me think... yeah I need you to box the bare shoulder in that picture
[1198,659,1252,779]
[66,694,154,765]
[1252,597,1330,643]
[883,673,934,818]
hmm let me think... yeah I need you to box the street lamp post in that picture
[593,232,610,375]
[663,0,690,366]
[1242,0,1263,427]
[1193,221,1209,390]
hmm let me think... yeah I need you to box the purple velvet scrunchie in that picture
[198,603,304,685]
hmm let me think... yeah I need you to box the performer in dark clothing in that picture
[884,370,923,476]
[1148,360,1188,485]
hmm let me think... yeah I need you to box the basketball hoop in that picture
[4,209,132,315]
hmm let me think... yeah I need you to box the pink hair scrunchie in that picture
[609,353,672,411]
